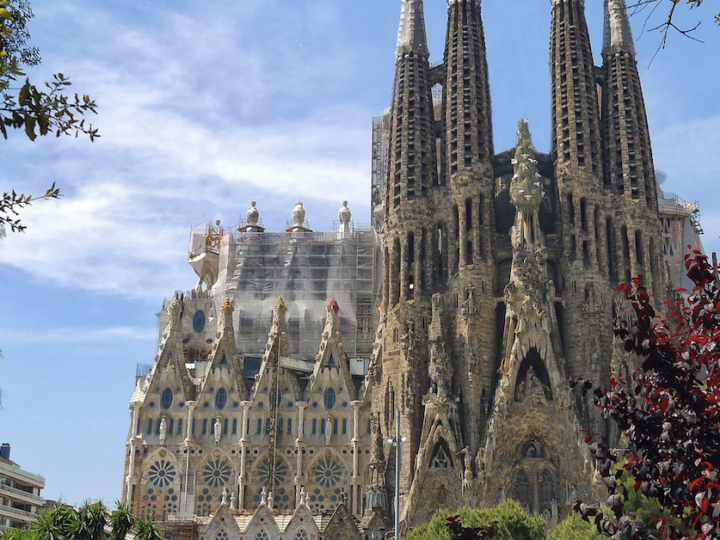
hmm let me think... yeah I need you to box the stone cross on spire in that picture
[396,0,429,58]
[603,0,636,56]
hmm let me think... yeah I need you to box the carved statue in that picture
[214,418,222,444]
[159,418,167,445]
[429,339,453,399]
[326,415,333,445]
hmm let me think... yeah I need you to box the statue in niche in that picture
[159,418,167,445]
[526,367,545,397]
[214,418,222,444]
[432,445,450,469]
[429,339,453,399]
[326,415,333,445]
[547,280,556,304]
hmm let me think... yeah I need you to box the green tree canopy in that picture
[407,501,546,540]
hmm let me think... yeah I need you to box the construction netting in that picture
[208,225,382,363]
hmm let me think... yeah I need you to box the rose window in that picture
[201,459,232,488]
[253,458,291,509]
[313,457,343,488]
[148,460,177,488]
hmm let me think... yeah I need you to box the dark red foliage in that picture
[575,250,720,540]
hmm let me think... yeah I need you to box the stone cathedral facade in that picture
[121,0,704,536]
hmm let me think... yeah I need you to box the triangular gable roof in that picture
[241,501,279,536]
[255,298,292,393]
[143,298,194,405]
[321,502,359,537]
[306,299,356,401]
[283,501,315,534]
[199,298,247,400]
[204,503,242,537]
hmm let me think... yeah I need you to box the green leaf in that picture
[24,116,36,140]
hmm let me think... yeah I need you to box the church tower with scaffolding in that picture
[121,0,704,537]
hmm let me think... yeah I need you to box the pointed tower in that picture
[379,0,437,510]
[440,0,497,456]
[550,0,613,432]
[601,0,668,304]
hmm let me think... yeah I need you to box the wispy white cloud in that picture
[0,0,373,300]
[0,325,157,345]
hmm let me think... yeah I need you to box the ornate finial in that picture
[230,490,236,511]
[221,487,228,505]
[246,201,260,226]
[221,298,234,314]
[274,297,287,315]
[510,119,543,214]
[261,487,268,505]
[396,0,429,58]
[327,298,340,313]
[338,201,352,224]
[603,0,636,56]
[267,491,274,511]
[292,202,306,228]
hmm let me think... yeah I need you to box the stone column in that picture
[125,404,141,507]
[185,401,197,443]
[295,402,308,503]
[238,401,253,510]
[350,401,362,515]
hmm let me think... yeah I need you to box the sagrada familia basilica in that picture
[121,0,704,538]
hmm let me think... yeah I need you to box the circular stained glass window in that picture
[201,459,231,488]
[161,388,173,410]
[148,460,177,488]
[257,457,289,487]
[324,388,336,410]
[216,388,227,410]
[193,310,206,334]
[313,457,343,488]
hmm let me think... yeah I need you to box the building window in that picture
[312,419,317,435]
[324,388,336,410]
[257,419,263,435]
[278,418,284,434]
[216,388,227,410]
[342,418,347,435]
[321,418,326,435]
[178,418,183,435]
[223,418,229,436]
[232,419,237,435]
[147,419,153,435]
[192,419,196,435]
[334,418,339,436]
[265,419,271,434]
[193,310,206,333]
[287,419,293,434]
[169,418,174,434]
[162,388,173,410]
[202,419,208,435]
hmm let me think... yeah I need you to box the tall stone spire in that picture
[442,0,493,182]
[603,0,636,56]
[550,0,602,176]
[601,0,667,302]
[396,0,428,58]
[434,0,498,463]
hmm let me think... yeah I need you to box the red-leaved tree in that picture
[575,249,720,540]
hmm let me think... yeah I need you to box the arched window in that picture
[324,388,336,410]
[294,529,308,540]
[193,310,206,333]
[161,388,173,410]
[254,529,269,540]
[215,388,227,410]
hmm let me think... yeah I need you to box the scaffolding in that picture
[211,225,381,365]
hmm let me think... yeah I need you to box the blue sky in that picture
[0,0,718,506]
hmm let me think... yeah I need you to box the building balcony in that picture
[0,504,38,524]
[0,483,43,505]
